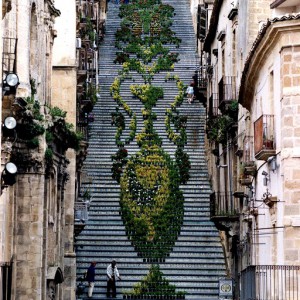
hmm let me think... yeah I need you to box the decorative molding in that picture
[239,13,300,109]
[228,8,238,20]
[217,30,226,41]
[46,0,61,17]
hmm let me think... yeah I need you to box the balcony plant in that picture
[206,115,230,145]
[263,137,274,149]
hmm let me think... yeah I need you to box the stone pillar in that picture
[14,173,44,299]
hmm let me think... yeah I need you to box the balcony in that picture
[99,19,106,42]
[208,93,219,119]
[74,201,89,236]
[210,192,239,230]
[241,136,257,176]
[218,76,237,112]
[240,265,300,300]
[239,174,253,186]
[243,136,254,163]
[254,115,275,161]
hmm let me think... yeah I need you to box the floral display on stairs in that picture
[123,265,186,299]
[110,0,189,297]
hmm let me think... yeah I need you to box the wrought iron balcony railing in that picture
[240,265,300,300]
[243,135,254,163]
[210,192,239,222]
[208,93,219,118]
[241,136,257,177]
[75,201,89,222]
[74,201,89,236]
[254,114,275,161]
[218,76,237,111]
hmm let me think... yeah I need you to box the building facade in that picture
[0,0,106,299]
[194,0,300,298]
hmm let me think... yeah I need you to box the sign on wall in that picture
[219,278,233,298]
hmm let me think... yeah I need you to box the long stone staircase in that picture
[75,0,226,299]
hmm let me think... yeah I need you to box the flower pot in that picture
[263,139,273,149]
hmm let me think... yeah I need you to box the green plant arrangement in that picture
[86,83,99,106]
[81,188,91,200]
[15,95,45,148]
[111,0,188,297]
[206,115,235,145]
[123,265,186,299]
[206,100,239,145]
[80,17,96,43]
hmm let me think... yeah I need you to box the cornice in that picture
[46,0,61,17]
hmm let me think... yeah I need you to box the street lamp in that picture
[4,116,17,130]
[3,73,19,94]
[4,73,19,87]
[1,162,17,188]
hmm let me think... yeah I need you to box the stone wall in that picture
[247,0,271,52]
[281,45,300,264]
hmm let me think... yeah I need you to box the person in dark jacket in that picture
[86,261,97,297]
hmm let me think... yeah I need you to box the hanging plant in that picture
[206,115,235,145]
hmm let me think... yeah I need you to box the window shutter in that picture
[197,5,207,41]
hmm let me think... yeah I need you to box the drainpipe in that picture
[228,136,233,211]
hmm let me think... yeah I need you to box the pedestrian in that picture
[106,260,121,298]
[86,261,97,298]
[186,82,194,104]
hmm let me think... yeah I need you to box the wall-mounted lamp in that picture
[3,73,19,94]
[262,188,275,208]
[2,116,17,140]
[268,156,277,172]
[4,116,17,130]
[3,73,19,88]
[262,170,269,186]
[247,185,254,199]
[1,162,17,188]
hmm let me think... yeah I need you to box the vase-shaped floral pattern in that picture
[110,0,190,261]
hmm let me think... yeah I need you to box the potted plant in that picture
[263,138,274,149]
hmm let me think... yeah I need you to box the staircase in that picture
[75,0,226,299]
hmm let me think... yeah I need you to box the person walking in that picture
[86,261,97,298]
[186,82,194,104]
[106,260,121,298]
